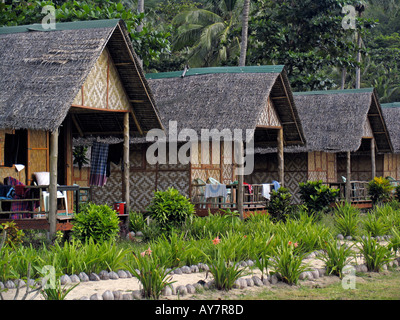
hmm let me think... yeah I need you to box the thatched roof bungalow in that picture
[0,19,162,232]
[250,88,393,204]
[91,66,307,215]
[381,103,400,179]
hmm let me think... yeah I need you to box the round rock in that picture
[186,284,196,294]
[89,273,101,281]
[190,265,199,273]
[90,293,103,300]
[78,272,89,282]
[174,268,183,275]
[102,290,114,300]
[162,286,173,296]
[5,280,15,289]
[337,234,344,240]
[122,293,133,300]
[117,270,128,279]
[181,266,191,274]
[60,275,71,285]
[251,276,263,287]
[176,285,187,296]
[70,274,80,283]
[99,270,110,280]
[246,278,254,287]
[108,271,119,280]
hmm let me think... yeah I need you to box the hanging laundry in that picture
[90,142,109,187]
[204,184,227,199]
[262,184,271,200]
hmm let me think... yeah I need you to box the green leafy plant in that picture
[271,240,310,285]
[0,221,24,246]
[362,212,390,237]
[147,188,194,232]
[129,211,147,233]
[253,235,274,281]
[319,238,355,278]
[267,187,293,222]
[367,177,394,204]
[358,234,394,272]
[72,203,120,242]
[73,146,89,170]
[299,180,339,215]
[333,202,361,237]
[125,248,175,299]
[40,279,78,300]
[205,236,247,291]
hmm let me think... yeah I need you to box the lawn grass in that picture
[237,270,400,300]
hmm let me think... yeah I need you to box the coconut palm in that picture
[172,0,244,67]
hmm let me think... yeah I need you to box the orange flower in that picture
[146,247,152,255]
[140,251,146,257]
[288,241,293,246]
[212,236,221,245]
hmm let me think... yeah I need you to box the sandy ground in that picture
[0,254,365,301]
[1,241,396,300]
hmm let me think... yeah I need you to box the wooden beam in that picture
[130,110,143,136]
[123,112,130,229]
[371,138,376,179]
[115,62,134,66]
[346,151,351,203]
[235,141,244,220]
[49,129,58,238]
[277,128,284,187]
[71,114,84,137]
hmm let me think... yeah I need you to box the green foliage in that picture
[299,181,339,215]
[73,146,89,170]
[319,238,355,278]
[333,202,361,237]
[358,234,394,272]
[367,177,394,204]
[125,247,175,299]
[0,221,24,246]
[129,211,147,233]
[72,203,120,242]
[204,236,247,290]
[362,212,390,237]
[0,0,171,68]
[147,187,195,232]
[40,279,78,300]
[267,187,293,222]
[395,185,400,202]
[271,240,310,285]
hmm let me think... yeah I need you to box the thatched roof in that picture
[381,102,400,154]
[145,66,305,146]
[256,88,392,154]
[0,19,162,133]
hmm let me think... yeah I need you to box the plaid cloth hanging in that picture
[89,142,109,187]
[6,177,32,219]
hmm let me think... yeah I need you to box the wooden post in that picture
[277,128,284,187]
[49,129,58,238]
[371,138,376,179]
[236,140,244,220]
[123,112,130,221]
[346,151,351,202]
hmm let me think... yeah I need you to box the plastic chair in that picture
[42,189,68,215]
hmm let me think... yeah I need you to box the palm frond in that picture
[172,9,223,27]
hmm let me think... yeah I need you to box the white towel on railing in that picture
[262,184,271,200]
[204,184,227,199]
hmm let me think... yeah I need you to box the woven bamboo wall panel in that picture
[72,88,82,105]
[91,163,122,206]
[157,171,190,197]
[191,168,207,183]
[129,171,156,212]
[83,49,108,109]
[257,98,281,127]
[29,130,47,149]
[383,154,400,180]
[108,53,131,111]
[130,149,143,168]
[29,149,47,174]
[0,167,26,184]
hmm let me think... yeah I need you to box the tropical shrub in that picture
[298,180,339,215]
[267,187,293,222]
[367,177,393,204]
[358,234,394,272]
[205,236,247,291]
[125,247,175,299]
[129,211,147,233]
[319,238,355,278]
[333,202,361,237]
[72,203,120,242]
[147,188,195,232]
[362,212,390,237]
[271,240,310,285]
[0,221,24,246]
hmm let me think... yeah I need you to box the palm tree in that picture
[172,0,243,67]
[238,0,250,66]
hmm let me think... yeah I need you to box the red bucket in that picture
[113,202,126,215]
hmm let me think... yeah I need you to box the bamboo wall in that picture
[382,154,400,180]
[337,153,383,181]
[72,47,131,111]
[307,151,337,183]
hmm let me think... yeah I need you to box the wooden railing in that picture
[328,181,369,202]
[191,183,274,211]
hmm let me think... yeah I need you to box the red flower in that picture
[212,236,221,245]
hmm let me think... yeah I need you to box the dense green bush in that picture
[147,188,194,231]
[299,180,339,214]
[367,177,393,204]
[267,187,293,222]
[72,203,120,242]
[333,202,361,237]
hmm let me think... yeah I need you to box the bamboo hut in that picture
[252,88,393,205]
[381,103,400,179]
[0,19,163,234]
[91,65,306,216]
